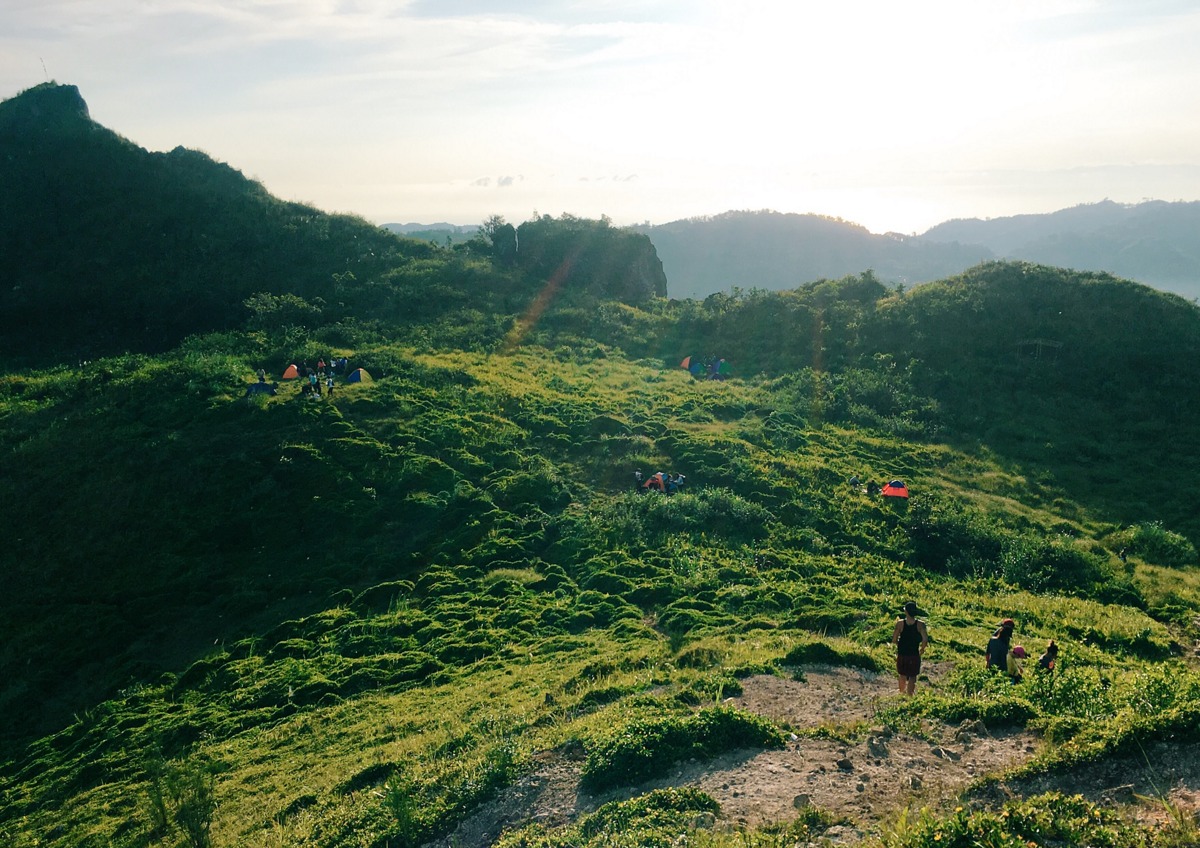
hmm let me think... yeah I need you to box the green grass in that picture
[3,281,1200,847]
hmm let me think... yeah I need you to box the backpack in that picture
[985,636,1006,668]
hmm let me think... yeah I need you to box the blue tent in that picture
[346,368,371,383]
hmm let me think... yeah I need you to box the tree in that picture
[479,214,518,267]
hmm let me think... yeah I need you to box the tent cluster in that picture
[680,355,731,381]
[249,356,373,401]
[247,359,372,400]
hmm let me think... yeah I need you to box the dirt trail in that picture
[426,666,1200,847]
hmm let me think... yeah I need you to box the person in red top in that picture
[892,601,929,696]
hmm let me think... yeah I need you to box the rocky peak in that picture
[0,82,92,135]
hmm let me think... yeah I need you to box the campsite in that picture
[2,83,1200,848]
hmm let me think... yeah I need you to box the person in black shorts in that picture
[892,600,929,696]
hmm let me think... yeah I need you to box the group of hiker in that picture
[634,470,687,494]
[892,603,1059,696]
[276,357,353,397]
[680,355,731,381]
[246,356,361,399]
[984,617,1058,683]
[294,358,340,398]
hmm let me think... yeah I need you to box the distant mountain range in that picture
[402,203,1200,302]
[635,203,1200,301]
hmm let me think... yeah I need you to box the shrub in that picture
[577,787,719,840]
[1120,521,1198,568]
[1000,534,1105,594]
[904,495,1004,577]
[601,488,774,547]
[911,692,1039,726]
[144,755,218,848]
[782,641,882,672]
[880,792,1147,848]
[581,705,784,791]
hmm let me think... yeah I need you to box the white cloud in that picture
[4,0,1200,232]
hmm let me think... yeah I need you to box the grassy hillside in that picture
[3,321,1200,847]
[3,83,1200,848]
[0,85,441,365]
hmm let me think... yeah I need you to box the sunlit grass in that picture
[3,335,1199,848]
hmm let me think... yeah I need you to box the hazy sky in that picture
[4,1,1200,234]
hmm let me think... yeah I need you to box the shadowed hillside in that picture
[0,84,437,365]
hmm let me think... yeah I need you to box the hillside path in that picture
[427,665,1042,847]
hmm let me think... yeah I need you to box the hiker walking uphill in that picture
[986,618,1016,672]
[892,601,928,696]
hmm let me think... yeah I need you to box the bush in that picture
[782,641,882,672]
[904,495,1004,577]
[581,705,784,791]
[1000,534,1105,594]
[637,488,774,544]
[577,788,719,840]
[880,792,1148,848]
[1119,522,1198,568]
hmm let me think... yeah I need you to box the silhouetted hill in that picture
[0,84,666,366]
[921,200,1200,299]
[638,210,993,299]
[0,83,435,364]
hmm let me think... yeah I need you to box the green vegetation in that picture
[881,792,1160,848]
[2,82,1200,848]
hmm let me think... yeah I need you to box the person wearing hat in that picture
[892,601,929,696]
[986,618,1016,672]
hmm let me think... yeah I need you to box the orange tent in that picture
[281,364,299,379]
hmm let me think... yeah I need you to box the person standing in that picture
[986,619,1016,672]
[892,601,929,696]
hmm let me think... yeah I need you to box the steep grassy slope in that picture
[656,263,1200,547]
[3,335,1199,848]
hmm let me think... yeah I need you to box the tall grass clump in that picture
[580,705,784,792]
[880,792,1149,848]
[1114,521,1198,568]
